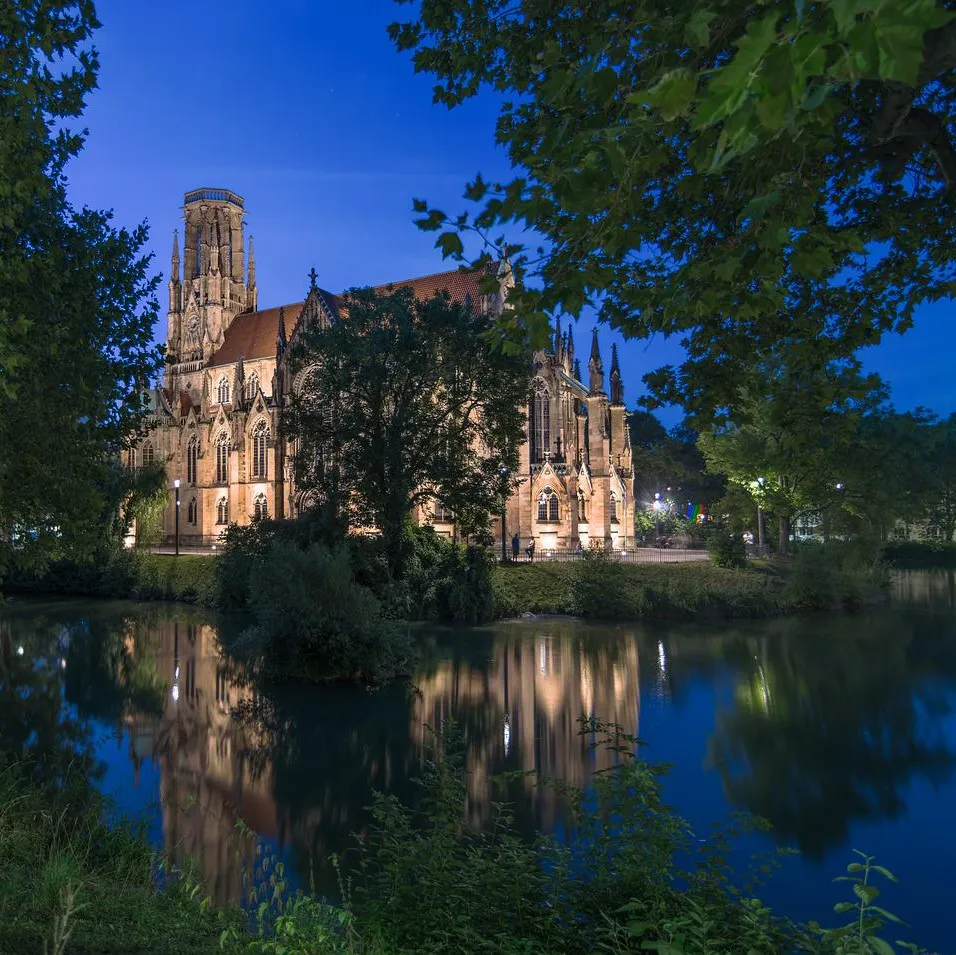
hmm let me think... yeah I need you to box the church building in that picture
[134,188,633,552]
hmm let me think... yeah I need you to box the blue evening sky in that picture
[66,0,954,427]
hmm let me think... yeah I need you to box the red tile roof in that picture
[208,302,304,367]
[207,265,497,369]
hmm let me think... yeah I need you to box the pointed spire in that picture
[308,266,318,291]
[277,305,287,356]
[588,328,605,395]
[566,322,574,360]
[554,315,562,356]
[574,357,582,381]
[610,343,624,405]
[171,229,180,282]
[233,354,246,410]
[247,236,256,287]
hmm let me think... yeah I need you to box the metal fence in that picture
[500,546,711,564]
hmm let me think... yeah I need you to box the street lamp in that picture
[174,479,180,557]
[756,476,766,549]
[499,467,509,563]
[653,492,662,545]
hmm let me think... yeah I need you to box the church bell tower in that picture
[166,188,256,393]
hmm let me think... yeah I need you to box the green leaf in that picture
[868,938,897,955]
[833,901,856,914]
[853,882,880,903]
[684,9,717,49]
[644,69,698,120]
[872,21,927,84]
[738,190,781,224]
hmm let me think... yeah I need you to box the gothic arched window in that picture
[251,420,269,479]
[186,436,198,485]
[253,493,268,522]
[530,379,550,463]
[126,447,136,470]
[217,377,230,405]
[187,498,197,525]
[216,497,229,525]
[578,491,587,522]
[215,432,229,484]
[245,371,259,401]
[609,493,618,522]
[537,487,559,522]
[142,441,154,467]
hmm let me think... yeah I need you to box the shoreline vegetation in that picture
[0,722,917,955]
[2,523,892,686]
[3,534,895,621]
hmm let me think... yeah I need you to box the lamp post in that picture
[653,492,662,545]
[174,479,180,557]
[500,467,509,563]
[756,476,766,550]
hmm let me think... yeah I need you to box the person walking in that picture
[511,533,520,561]
[526,537,536,562]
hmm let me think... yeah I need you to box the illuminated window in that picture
[253,493,268,521]
[216,377,230,405]
[187,498,197,525]
[216,497,228,525]
[126,447,137,470]
[251,421,269,479]
[245,371,259,401]
[537,487,559,522]
[215,432,229,483]
[531,380,550,462]
[578,491,587,522]
[142,441,155,467]
[186,436,198,485]
[610,494,618,522]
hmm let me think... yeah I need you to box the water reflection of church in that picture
[122,618,641,905]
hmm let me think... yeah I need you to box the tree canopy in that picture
[390,0,955,416]
[284,286,530,574]
[0,1,161,573]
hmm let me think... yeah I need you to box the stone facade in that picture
[133,187,633,550]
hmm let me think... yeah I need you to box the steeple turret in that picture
[610,343,624,406]
[168,230,181,313]
[554,315,562,359]
[588,328,605,395]
[277,305,287,357]
[247,235,258,311]
[566,323,575,365]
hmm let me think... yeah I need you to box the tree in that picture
[0,2,161,575]
[698,356,887,551]
[390,0,955,416]
[917,413,956,541]
[284,286,530,576]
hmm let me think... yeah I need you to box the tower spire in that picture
[246,236,258,311]
[588,328,604,395]
[610,343,624,405]
[171,229,180,281]
[554,315,562,357]
[277,305,287,356]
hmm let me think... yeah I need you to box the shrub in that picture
[882,539,956,568]
[239,542,413,683]
[706,527,747,569]
[572,549,651,619]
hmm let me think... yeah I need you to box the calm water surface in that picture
[2,570,955,951]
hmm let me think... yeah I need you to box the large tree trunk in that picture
[778,515,792,555]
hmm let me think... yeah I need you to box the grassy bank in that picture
[2,551,217,604]
[0,764,232,954]
[492,549,888,620]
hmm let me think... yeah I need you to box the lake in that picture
[1,570,955,951]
